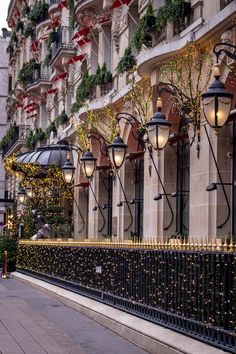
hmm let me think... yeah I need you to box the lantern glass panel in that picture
[148,125,170,150]
[109,147,126,169]
[82,160,96,178]
[62,169,74,184]
[203,96,232,128]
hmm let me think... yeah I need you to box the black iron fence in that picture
[17,242,236,352]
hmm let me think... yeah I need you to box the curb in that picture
[12,272,227,354]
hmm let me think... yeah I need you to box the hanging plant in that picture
[0,124,19,151]
[70,72,96,113]
[28,0,49,24]
[26,128,45,151]
[43,48,52,67]
[18,59,36,83]
[55,110,69,127]
[24,23,34,38]
[116,47,136,75]
[6,43,14,54]
[16,20,24,33]
[46,121,57,138]
[22,3,31,17]
[167,0,191,23]
[132,1,191,53]
[132,3,156,53]
[95,63,112,86]
[46,29,58,51]
[44,30,57,66]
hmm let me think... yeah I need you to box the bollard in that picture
[1,251,9,279]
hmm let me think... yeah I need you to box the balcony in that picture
[49,0,63,16]
[2,125,30,158]
[26,65,52,93]
[51,26,76,66]
[221,0,234,10]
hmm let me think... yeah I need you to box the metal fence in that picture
[17,241,236,352]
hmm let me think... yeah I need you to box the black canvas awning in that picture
[16,144,73,167]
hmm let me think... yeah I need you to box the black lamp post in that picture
[201,42,236,230]
[201,64,233,129]
[147,97,172,150]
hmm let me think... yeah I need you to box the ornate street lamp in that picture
[201,64,233,129]
[61,155,76,184]
[107,134,127,170]
[147,97,172,150]
[80,149,97,179]
[18,188,26,204]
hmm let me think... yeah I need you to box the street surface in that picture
[0,276,148,354]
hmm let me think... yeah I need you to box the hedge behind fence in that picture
[17,244,236,352]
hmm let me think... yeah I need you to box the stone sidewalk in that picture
[12,272,228,354]
[0,276,147,354]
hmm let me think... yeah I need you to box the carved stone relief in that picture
[111,7,128,53]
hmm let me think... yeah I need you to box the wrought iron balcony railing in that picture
[26,65,52,86]
[50,0,61,5]
[51,26,75,60]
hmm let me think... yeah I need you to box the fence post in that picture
[1,251,9,279]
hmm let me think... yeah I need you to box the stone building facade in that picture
[0,31,10,230]
[3,0,236,241]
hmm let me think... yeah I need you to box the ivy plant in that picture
[0,124,19,151]
[71,72,96,113]
[95,63,112,86]
[55,110,69,127]
[26,128,45,151]
[116,47,136,75]
[28,0,49,24]
[16,20,24,33]
[132,1,191,53]
[132,3,156,53]
[24,23,34,38]
[21,3,31,17]
[18,59,36,83]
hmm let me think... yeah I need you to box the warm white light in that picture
[203,96,232,128]
[83,161,95,179]
[63,170,74,184]
[148,125,170,150]
[109,148,126,169]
